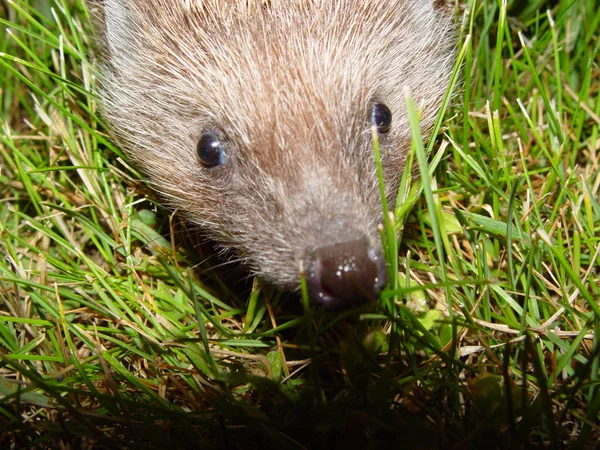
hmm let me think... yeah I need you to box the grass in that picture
[1,0,599,448]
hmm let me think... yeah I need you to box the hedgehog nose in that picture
[305,238,387,310]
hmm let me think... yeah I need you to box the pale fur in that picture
[90,0,455,289]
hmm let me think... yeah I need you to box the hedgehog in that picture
[89,0,455,309]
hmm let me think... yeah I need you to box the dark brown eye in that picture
[197,132,227,167]
[371,102,392,134]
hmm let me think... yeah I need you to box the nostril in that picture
[305,238,387,310]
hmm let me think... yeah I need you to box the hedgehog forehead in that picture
[160,47,366,153]
[104,0,453,172]
[124,1,423,136]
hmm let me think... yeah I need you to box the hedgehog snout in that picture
[305,238,387,310]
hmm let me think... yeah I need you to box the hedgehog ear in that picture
[87,0,137,58]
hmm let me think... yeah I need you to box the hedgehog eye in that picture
[197,132,228,167]
[371,102,392,134]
